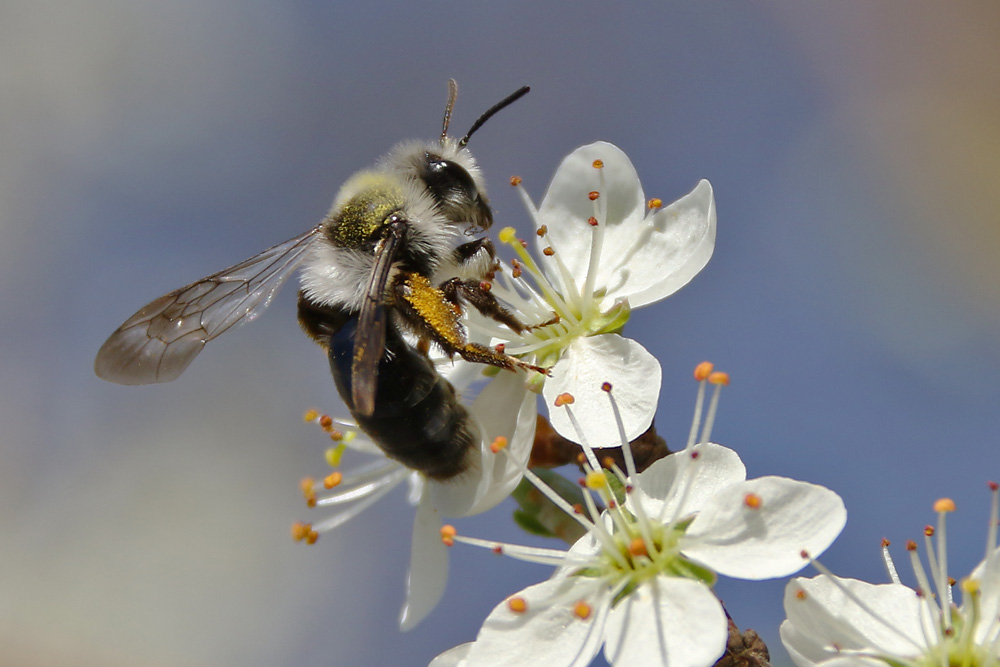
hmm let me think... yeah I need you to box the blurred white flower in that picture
[477,142,715,447]
[782,485,1000,667]
[293,364,536,631]
[435,364,845,667]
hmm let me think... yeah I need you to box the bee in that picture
[95,80,541,479]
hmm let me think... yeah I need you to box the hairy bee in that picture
[95,81,539,479]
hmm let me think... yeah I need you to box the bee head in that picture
[419,149,493,232]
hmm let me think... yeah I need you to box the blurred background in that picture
[3,2,999,665]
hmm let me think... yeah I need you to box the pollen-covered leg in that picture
[394,272,547,375]
[439,277,527,334]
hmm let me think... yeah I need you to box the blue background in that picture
[3,3,999,665]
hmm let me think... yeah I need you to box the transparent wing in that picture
[95,226,322,385]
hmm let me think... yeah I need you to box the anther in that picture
[800,550,810,560]
[990,481,999,492]
[601,382,612,392]
[708,372,730,386]
[587,216,598,227]
[693,361,714,381]
[601,456,615,469]
[300,477,315,496]
[495,343,506,353]
[536,225,548,237]
[543,247,554,256]
[492,545,503,555]
[306,529,318,545]
[906,540,918,551]
[440,525,457,547]
[572,503,584,514]
[510,175,522,186]
[592,159,604,169]
[881,537,891,547]
[573,601,593,620]
[323,471,343,489]
[933,498,956,513]
[588,191,600,201]
[291,522,311,542]
[479,280,492,291]
[629,537,647,557]
[319,415,333,430]
[303,409,319,422]
[508,597,528,613]
[744,493,763,509]
[924,526,935,537]
[554,392,575,407]
[795,589,807,600]
[648,198,663,209]
[490,436,509,453]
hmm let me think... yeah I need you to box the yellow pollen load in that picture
[648,197,663,209]
[933,498,956,513]
[573,601,593,620]
[510,175,522,186]
[508,597,528,613]
[585,470,607,490]
[743,493,762,509]
[592,159,604,169]
[490,436,508,453]
[554,392,575,407]
[693,361,714,381]
[303,409,319,422]
[323,471,343,489]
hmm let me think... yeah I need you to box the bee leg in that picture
[439,277,527,334]
[394,272,547,375]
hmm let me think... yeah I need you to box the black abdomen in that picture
[328,318,476,480]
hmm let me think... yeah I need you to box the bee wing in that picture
[351,221,407,416]
[95,226,322,385]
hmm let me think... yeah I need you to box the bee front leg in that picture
[439,277,527,334]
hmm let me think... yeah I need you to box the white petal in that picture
[465,578,610,667]
[604,576,727,667]
[970,546,1000,644]
[430,643,471,667]
[426,371,535,517]
[781,575,927,662]
[536,142,645,295]
[630,443,747,519]
[618,180,716,308]
[544,335,660,447]
[683,477,846,579]
[399,496,448,631]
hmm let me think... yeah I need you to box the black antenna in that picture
[441,79,459,142]
[458,85,530,147]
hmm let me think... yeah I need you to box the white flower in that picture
[435,364,846,667]
[293,363,537,631]
[477,142,716,448]
[781,486,1000,667]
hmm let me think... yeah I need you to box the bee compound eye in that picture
[423,157,479,203]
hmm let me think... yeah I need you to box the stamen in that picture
[441,524,457,547]
[323,471,343,489]
[744,493,763,509]
[881,538,902,585]
[325,444,346,467]
[581,166,608,323]
[508,597,528,613]
[934,499,953,625]
[698,373,726,446]
[648,198,662,209]
[510,175,523,186]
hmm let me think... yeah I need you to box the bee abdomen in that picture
[328,318,476,480]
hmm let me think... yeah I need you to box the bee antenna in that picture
[441,79,459,142]
[458,85,530,148]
